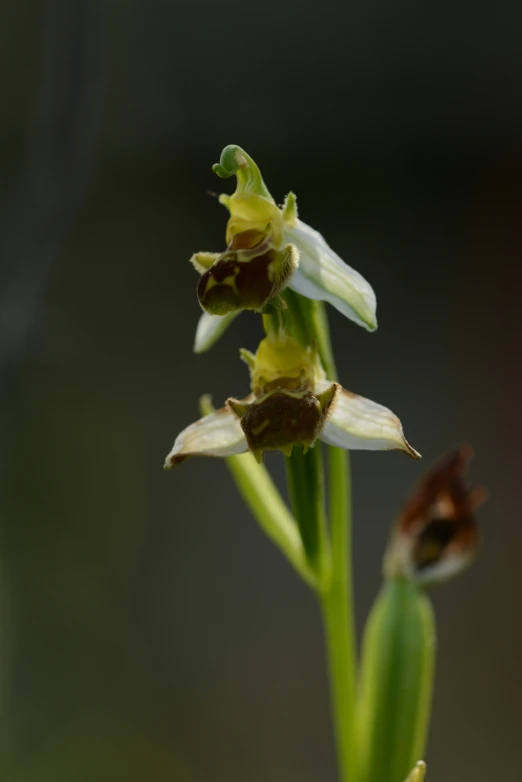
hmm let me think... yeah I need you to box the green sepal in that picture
[356,580,436,782]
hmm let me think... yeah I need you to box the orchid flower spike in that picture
[384,446,487,585]
[165,334,419,467]
[192,145,377,352]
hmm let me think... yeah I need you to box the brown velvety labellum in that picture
[240,390,324,453]
[198,249,278,314]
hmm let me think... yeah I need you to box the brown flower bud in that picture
[384,446,487,584]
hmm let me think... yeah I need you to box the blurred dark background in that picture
[1,1,521,780]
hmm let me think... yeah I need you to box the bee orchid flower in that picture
[165,334,419,467]
[192,145,377,352]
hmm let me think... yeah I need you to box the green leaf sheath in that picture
[356,581,436,782]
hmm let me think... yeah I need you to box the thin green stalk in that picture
[321,446,357,782]
[285,444,331,589]
[307,300,358,782]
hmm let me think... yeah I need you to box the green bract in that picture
[191,145,377,352]
[356,581,435,782]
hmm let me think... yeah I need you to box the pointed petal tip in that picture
[405,439,422,460]
[193,311,240,353]
[227,396,250,418]
[352,313,378,333]
[470,486,488,509]
[356,306,378,333]
[164,453,188,470]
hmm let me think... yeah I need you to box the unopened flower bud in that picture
[384,446,486,585]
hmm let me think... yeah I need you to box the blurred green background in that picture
[1,1,521,780]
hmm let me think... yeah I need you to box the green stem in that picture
[245,291,358,780]
[321,446,357,782]
[311,300,357,782]
[285,445,331,589]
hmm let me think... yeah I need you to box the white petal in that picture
[317,380,420,458]
[194,311,240,353]
[165,405,248,468]
[284,219,377,331]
